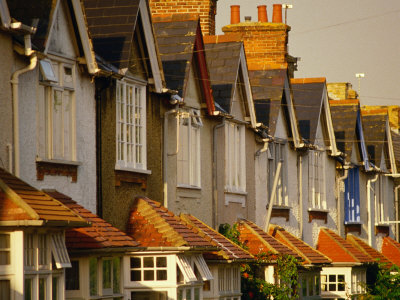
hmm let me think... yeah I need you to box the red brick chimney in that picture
[148,0,218,35]
[222,4,290,70]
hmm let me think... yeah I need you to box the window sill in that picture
[36,159,80,182]
[344,223,362,235]
[270,206,291,221]
[115,170,148,189]
[89,294,124,300]
[224,189,247,196]
[177,184,201,190]
[308,209,328,224]
[375,224,390,236]
[115,165,151,175]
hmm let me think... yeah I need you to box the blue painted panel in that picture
[344,167,361,223]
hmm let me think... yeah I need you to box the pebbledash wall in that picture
[149,0,217,35]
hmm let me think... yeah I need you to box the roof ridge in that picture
[240,220,279,255]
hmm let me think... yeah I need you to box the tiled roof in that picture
[291,78,326,144]
[127,197,215,249]
[382,237,400,267]
[360,107,387,167]
[236,220,302,260]
[249,69,286,135]
[83,0,141,70]
[269,225,331,265]
[180,214,254,261]
[317,228,373,264]
[153,14,199,96]
[346,234,394,268]
[45,190,139,250]
[0,168,87,226]
[204,41,242,113]
[329,100,359,162]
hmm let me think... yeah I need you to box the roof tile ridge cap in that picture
[241,220,279,255]
[0,176,40,220]
[323,229,359,263]
[140,198,187,246]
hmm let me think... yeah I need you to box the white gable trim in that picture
[138,0,163,93]
[284,78,302,148]
[386,120,397,174]
[323,85,340,156]
[238,45,256,128]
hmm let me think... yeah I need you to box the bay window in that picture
[38,59,76,161]
[177,109,202,188]
[225,122,246,193]
[116,80,147,171]
[308,150,326,210]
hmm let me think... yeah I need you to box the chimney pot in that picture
[230,5,240,24]
[257,5,268,22]
[272,4,283,23]
[245,16,251,22]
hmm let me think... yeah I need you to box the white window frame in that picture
[300,273,320,298]
[374,175,388,225]
[268,141,288,206]
[351,269,365,294]
[38,57,76,162]
[116,79,147,171]
[50,232,70,269]
[177,109,202,188]
[321,273,346,293]
[129,256,169,282]
[308,150,326,210]
[225,122,246,193]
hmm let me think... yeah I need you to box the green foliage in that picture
[219,224,299,300]
[363,263,400,299]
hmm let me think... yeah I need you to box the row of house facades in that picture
[1,0,400,299]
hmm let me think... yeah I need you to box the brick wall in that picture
[149,0,217,35]
[222,22,289,71]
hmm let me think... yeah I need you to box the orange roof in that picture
[181,214,254,261]
[382,237,400,267]
[127,197,215,249]
[346,235,394,268]
[329,99,359,106]
[317,228,373,264]
[269,225,331,265]
[291,77,326,84]
[45,190,139,250]
[0,168,87,226]
[236,220,302,260]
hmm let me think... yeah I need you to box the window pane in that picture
[65,261,80,290]
[38,234,48,266]
[52,90,64,159]
[113,257,120,293]
[157,270,167,281]
[315,275,320,295]
[186,288,192,300]
[143,257,154,268]
[131,270,141,281]
[39,278,46,300]
[0,280,10,300]
[102,259,112,289]
[131,257,141,268]
[89,257,97,296]
[52,277,58,300]
[308,277,314,296]
[25,278,32,300]
[302,279,307,296]
[144,270,154,281]
[338,275,345,282]
[156,257,167,268]
[0,234,10,265]
[338,283,345,291]
[329,275,336,282]
[194,288,200,300]
[329,284,336,291]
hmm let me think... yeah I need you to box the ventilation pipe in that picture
[257,5,268,22]
[272,4,283,23]
[230,5,240,24]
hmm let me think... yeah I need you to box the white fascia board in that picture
[239,46,257,128]
[71,0,98,74]
[323,85,340,156]
[386,119,398,174]
[139,0,163,93]
[284,77,302,148]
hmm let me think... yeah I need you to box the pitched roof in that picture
[269,225,331,265]
[0,168,87,226]
[382,237,400,267]
[249,69,286,135]
[346,234,394,268]
[236,219,302,260]
[291,78,326,144]
[204,41,242,114]
[127,197,215,249]
[391,130,400,171]
[180,214,254,261]
[329,100,359,162]
[153,14,215,115]
[45,190,139,250]
[360,107,387,167]
[316,228,373,264]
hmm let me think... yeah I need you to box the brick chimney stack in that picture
[148,0,218,35]
[222,4,290,71]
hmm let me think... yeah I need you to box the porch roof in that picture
[382,236,400,267]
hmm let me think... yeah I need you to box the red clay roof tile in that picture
[382,237,400,267]
[44,190,139,250]
[269,225,331,265]
[317,228,373,264]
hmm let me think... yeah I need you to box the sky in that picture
[216,0,400,106]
